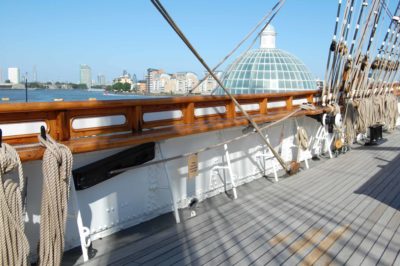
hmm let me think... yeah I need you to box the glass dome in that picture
[215,25,316,95]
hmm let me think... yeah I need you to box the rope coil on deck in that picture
[0,143,30,266]
[38,135,73,266]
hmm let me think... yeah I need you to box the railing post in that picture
[54,111,70,141]
[259,98,268,115]
[129,106,143,132]
[286,96,293,111]
[226,101,236,119]
[184,102,195,124]
[307,94,314,104]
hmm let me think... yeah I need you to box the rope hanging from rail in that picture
[0,143,30,266]
[37,134,73,266]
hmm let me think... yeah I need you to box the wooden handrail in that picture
[0,90,322,161]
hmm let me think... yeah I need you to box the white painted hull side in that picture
[20,115,327,261]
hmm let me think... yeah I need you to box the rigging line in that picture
[150,0,291,172]
[326,0,354,103]
[331,0,357,99]
[350,1,369,55]
[346,0,381,97]
[360,0,385,98]
[374,7,400,91]
[323,0,344,106]
[375,26,400,92]
[344,0,357,42]
[186,0,285,95]
[208,5,285,96]
[381,34,400,93]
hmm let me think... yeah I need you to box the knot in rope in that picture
[0,143,30,266]
[38,134,73,266]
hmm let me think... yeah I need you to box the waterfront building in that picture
[32,66,37,82]
[0,67,3,83]
[80,64,92,88]
[216,25,316,94]
[147,70,199,94]
[174,72,199,94]
[97,74,106,86]
[8,67,20,84]
[199,71,224,95]
[146,68,164,94]
[136,80,147,94]
[112,71,136,90]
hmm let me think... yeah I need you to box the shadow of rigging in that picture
[354,151,400,211]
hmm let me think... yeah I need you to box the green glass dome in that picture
[216,26,316,94]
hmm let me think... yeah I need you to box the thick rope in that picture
[296,127,309,151]
[0,143,30,266]
[38,135,73,266]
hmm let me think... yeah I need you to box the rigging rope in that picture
[187,0,286,95]
[0,143,30,266]
[37,135,73,266]
[151,0,293,172]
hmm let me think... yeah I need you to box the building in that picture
[216,25,316,94]
[146,68,165,94]
[0,67,3,83]
[174,72,199,94]
[8,67,20,84]
[32,66,37,82]
[80,64,92,88]
[97,74,106,86]
[136,80,147,94]
[147,69,199,94]
[198,71,224,95]
[112,71,136,90]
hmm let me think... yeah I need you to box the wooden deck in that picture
[66,129,400,266]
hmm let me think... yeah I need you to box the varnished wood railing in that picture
[0,90,322,161]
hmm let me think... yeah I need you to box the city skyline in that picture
[1,1,398,82]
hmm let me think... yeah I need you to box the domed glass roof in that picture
[216,49,316,94]
[215,26,316,95]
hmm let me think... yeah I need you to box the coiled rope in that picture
[296,127,309,151]
[38,135,73,266]
[0,143,30,266]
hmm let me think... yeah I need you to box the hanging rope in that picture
[296,127,309,151]
[0,143,30,266]
[37,135,73,266]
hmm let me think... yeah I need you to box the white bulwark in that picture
[8,67,20,84]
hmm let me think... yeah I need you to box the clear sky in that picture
[0,0,395,83]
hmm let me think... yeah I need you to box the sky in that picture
[0,0,395,83]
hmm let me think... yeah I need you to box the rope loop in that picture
[0,143,30,266]
[38,134,73,266]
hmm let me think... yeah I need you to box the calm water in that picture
[0,89,155,103]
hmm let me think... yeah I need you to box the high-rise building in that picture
[80,65,92,88]
[0,67,3,83]
[146,68,164,94]
[97,74,106,85]
[32,66,37,82]
[8,67,20,84]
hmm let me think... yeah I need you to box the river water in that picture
[0,89,155,103]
